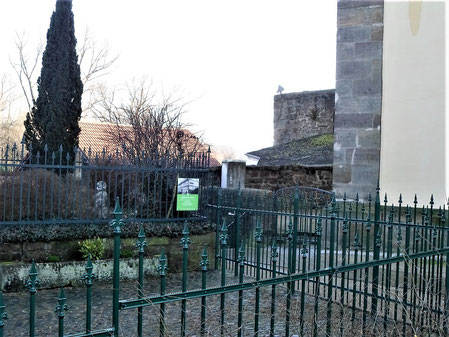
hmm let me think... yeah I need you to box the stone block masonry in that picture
[333,0,384,200]
[273,90,335,146]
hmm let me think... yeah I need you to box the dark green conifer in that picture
[24,0,83,157]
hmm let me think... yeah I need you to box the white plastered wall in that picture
[380,0,447,206]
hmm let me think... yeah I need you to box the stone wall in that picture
[209,166,332,192]
[0,232,215,291]
[245,165,332,191]
[333,0,384,199]
[273,90,335,146]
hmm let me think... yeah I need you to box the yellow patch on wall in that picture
[408,0,423,35]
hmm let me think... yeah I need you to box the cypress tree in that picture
[24,0,83,157]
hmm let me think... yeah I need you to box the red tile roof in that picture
[78,121,219,166]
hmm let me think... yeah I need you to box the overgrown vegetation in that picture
[78,237,105,260]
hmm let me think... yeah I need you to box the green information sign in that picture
[176,178,199,211]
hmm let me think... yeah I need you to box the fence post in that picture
[326,194,337,337]
[215,188,222,270]
[26,260,39,337]
[372,184,381,315]
[158,249,168,337]
[234,187,242,276]
[220,219,228,337]
[55,287,68,337]
[292,188,299,276]
[0,291,7,337]
[270,240,278,337]
[110,198,124,337]
[200,248,209,337]
[237,241,246,337]
[254,220,262,337]
[180,222,191,337]
[83,255,96,334]
[136,224,147,337]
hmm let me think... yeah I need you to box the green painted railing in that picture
[1,187,449,336]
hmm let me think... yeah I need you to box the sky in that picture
[0,0,337,158]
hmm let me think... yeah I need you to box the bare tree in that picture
[0,74,23,145]
[92,79,204,160]
[9,32,42,112]
[9,28,118,115]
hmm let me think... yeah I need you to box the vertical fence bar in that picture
[285,218,293,337]
[0,291,7,337]
[83,255,96,334]
[200,248,209,337]
[234,187,242,276]
[372,186,381,316]
[180,222,191,337]
[362,198,372,335]
[300,240,308,337]
[158,249,167,337]
[55,287,68,337]
[270,240,278,337]
[110,198,123,337]
[402,207,411,337]
[215,189,222,270]
[254,221,262,337]
[26,260,39,337]
[313,217,322,337]
[292,188,299,277]
[326,194,337,337]
[220,220,228,337]
[237,242,246,337]
[136,224,147,337]
[352,231,360,327]
[384,210,393,336]
[339,215,348,337]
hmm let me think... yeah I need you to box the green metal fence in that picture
[1,186,449,336]
[0,141,211,226]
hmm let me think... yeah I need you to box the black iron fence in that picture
[0,142,211,226]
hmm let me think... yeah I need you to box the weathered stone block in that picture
[357,129,381,148]
[372,113,382,128]
[337,26,372,43]
[359,96,382,114]
[334,114,373,129]
[336,60,372,80]
[333,164,352,184]
[351,165,379,186]
[352,78,382,96]
[355,42,382,59]
[338,0,383,9]
[336,80,353,97]
[371,24,384,41]
[352,148,380,165]
[337,43,355,60]
[335,129,357,147]
[336,97,361,114]
[337,8,363,27]
[362,6,384,24]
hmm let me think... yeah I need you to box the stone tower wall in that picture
[273,90,335,146]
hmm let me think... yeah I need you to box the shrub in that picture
[78,237,105,260]
[0,169,95,221]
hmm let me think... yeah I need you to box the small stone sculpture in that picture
[94,181,109,219]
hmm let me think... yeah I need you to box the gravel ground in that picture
[1,270,437,337]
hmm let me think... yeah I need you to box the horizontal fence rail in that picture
[1,186,449,336]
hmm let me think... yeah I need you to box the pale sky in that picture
[0,0,337,157]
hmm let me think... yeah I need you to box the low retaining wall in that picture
[0,227,215,291]
[245,165,332,191]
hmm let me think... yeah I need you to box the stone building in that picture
[334,0,447,204]
[273,90,335,146]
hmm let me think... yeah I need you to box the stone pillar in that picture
[333,0,384,199]
[221,160,246,189]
